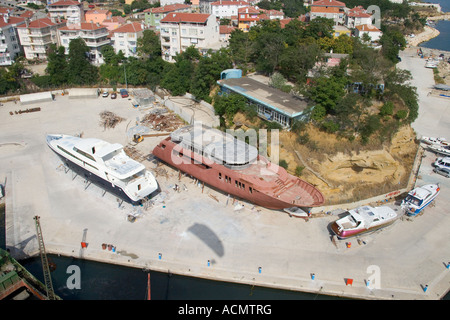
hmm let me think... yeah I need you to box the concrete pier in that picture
[1,49,450,300]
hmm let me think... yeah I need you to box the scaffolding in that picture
[33,216,56,300]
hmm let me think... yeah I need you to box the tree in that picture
[303,17,334,40]
[307,76,346,114]
[137,30,161,59]
[228,29,252,69]
[279,43,322,84]
[190,48,232,102]
[252,31,285,74]
[46,44,68,85]
[379,28,406,63]
[67,38,98,85]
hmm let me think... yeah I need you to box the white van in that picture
[433,157,450,170]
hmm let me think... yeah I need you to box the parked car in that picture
[111,92,117,99]
[433,167,450,178]
[102,91,109,98]
[120,89,128,98]
[433,157,450,170]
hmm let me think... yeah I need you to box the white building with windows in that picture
[0,13,26,65]
[210,0,249,20]
[47,0,84,21]
[111,22,144,58]
[16,17,65,60]
[345,6,372,29]
[355,24,382,42]
[160,12,221,62]
[57,22,110,65]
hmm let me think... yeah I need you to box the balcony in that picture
[85,38,110,48]
[82,31,109,39]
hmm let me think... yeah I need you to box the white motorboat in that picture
[401,184,440,216]
[421,136,449,147]
[330,205,399,239]
[425,59,439,68]
[284,207,310,219]
[46,134,158,204]
[428,144,450,157]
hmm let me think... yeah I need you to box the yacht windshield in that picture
[405,195,422,206]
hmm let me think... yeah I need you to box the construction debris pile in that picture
[140,109,185,132]
[99,111,125,130]
[123,145,147,162]
[9,107,41,115]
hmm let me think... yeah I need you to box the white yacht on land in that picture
[46,134,159,204]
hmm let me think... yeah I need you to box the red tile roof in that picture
[0,15,26,28]
[311,0,345,7]
[86,9,111,15]
[347,6,372,18]
[48,0,81,6]
[211,1,248,6]
[16,17,64,29]
[111,22,143,33]
[160,13,210,23]
[356,24,380,32]
[19,10,34,18]
[219,25,235,34]
[311,6,341,13]
[59,22,107,31]
[238,6,260,14]
[144,3,190,13]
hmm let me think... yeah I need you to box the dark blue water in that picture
[17,254,342,300]
[420,20,450,51]
[419,0,450,51]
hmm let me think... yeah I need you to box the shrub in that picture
[295,165,305,176]
[279,159,288,169]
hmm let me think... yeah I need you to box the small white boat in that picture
[46,134,159,204]
[330,205,399,239]
[428,144,450,157]
[401,184,440,216]
[284,207,310,219]
[421,136,449,147]
[425,59,439,68]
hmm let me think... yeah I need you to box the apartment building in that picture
[47,0,84,22]
[85,9,112,25]
[345,6,372,29]
[16,17,66,60]
[210,0,249,20]
[143,3,191,30]
[310,0,346,25]
[160,12,220,62]
[259,8,284,20]
[355,24,382,42]
[237,6,261,31]
[0,13,26,65]
[110,22,144,58]
[58,22,110,65]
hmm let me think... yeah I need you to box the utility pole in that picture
[33,216,56,300]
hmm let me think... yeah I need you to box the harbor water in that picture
[419,0,450,52]
[1,203,343,300]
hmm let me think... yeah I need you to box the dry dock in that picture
[2,50,450,300]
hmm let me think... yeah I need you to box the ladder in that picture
[33,216,56,300]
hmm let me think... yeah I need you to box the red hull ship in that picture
[152,124,324,210]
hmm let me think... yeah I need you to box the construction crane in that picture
[33,216,56,300]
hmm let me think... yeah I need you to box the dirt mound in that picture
[231,112,419,205]
[280,125,418,205]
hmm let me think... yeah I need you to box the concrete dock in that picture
[2,49,450,300]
